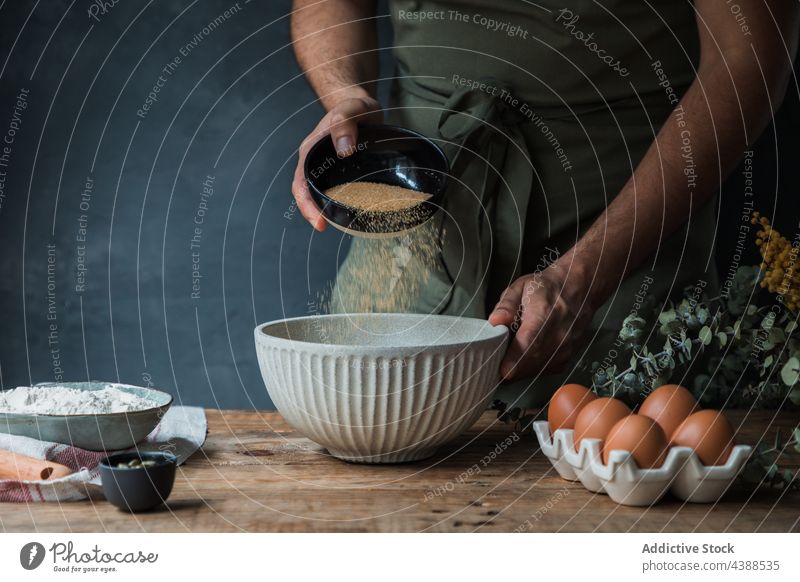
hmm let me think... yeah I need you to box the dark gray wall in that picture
[0,0,392,409]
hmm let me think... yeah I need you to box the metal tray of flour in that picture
[0,382,172,451]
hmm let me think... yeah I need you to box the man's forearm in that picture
[562,1,799,308]
[291,0,379,110]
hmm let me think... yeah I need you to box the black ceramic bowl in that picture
[304,124,449,237]
[100,451,177,513]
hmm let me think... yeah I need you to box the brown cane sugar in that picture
[324,181,431,212]
[316,181,444,315]
[316,218,443,314]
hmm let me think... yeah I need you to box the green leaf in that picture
[790,386,800,406]
[699,326,713,346]
[660,320,683,336]
[622,314,647,329]
[717,332,728,347]
[656,353,675,373]
[630,355,637,370]
[761,336,776,351]
[769,327,786,344]
[781,357,800,386]
[786,321,797,334]
[658,310,677,324]
[764,355,774,368]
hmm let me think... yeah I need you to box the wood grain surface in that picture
[1,409,797,532]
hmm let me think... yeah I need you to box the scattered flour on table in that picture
[0,385,155,415]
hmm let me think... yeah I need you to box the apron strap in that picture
[399,76,535,309]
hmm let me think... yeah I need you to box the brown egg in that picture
[670,410,735,466]
[639,384,698,437]
[603,415,669,468]
[547,384,597,434]
[573,397,632,451]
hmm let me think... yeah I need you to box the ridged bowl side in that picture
[255,319,507,463]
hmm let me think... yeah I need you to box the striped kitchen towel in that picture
[0,406,206,502]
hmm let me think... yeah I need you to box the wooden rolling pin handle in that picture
[0,449,73,481]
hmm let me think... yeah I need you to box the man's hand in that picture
[291,0,380,231]
[488,261,596,381]
[485,0,799,382]
[291,93,382,231]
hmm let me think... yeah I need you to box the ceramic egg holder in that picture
[533,421,752,506]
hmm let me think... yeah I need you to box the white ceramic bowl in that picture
[254,313,508,463]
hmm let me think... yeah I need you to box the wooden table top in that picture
[1,409,798,532]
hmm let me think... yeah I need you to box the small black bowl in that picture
[304,124,449,237]
[100,451,177,513]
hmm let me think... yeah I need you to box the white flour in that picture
[0,384,155,415]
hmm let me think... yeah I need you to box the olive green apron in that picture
[332,0,719,406]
